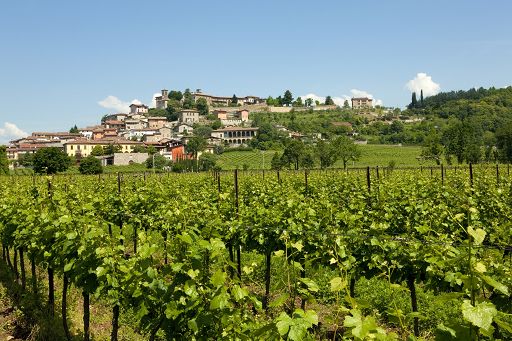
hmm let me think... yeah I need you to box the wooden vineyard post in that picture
[441,164,444,186]
[234,169,241,279]
[366,166,371,193]
[47,179,55,317]
[496,164,499,185]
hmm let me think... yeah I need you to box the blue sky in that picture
[1,0,511,143]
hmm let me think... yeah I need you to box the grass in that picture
[216,144,436,170]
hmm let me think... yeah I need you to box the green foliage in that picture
[103,144,122,155]
[90,145,104,156]
[0,145,8,174]
[145,154,168,169]
[186,136,207,159]
[69,125,79,133]
[79,155,103,174]
[283,90,293,106]
[324,96,334,105]
[32,147,71,174]
[182,88,195,109]
[196,97,209,116]
[332,136,361,169]
[198,152,217,171]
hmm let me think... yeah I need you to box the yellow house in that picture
[63,138,143,157]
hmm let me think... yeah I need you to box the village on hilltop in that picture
[5,88,379,169]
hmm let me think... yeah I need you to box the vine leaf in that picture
[461,300,497,331]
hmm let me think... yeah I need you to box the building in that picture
[178,109,200,124]
[211,127,258,146]
[63,138,143,157]
[154,89,169,109]
[174,123,194,134]
[129,103,149,115]
[351,97,373,109]
[98,153,149,166]
[147,116,168,129]
[191,90,264,107]
[103,120,126,130]
[125,118,148,130]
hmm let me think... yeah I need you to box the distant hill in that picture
[410,86,512,129]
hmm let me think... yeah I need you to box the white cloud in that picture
[301,89,383,107]
[98,96,143,113]
[151,93,161,108]
[406,73,440,97]
[0,122,28,142]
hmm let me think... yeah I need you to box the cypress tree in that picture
[411,92,418,108]
[420,89,424,107]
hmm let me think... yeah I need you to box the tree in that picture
[103,144,122,155]
[17,153,34,168]
[90,145,104,156]
[281,139,304,170]
[198,153,217,171]
[283,90,293,107]
[325,96,335,105]
[182,89,195,109]
[315,100,320,106]
[421,132,443,165]
[145,154,168,170]
[194,125,213,139]
[0,146,8,174]
[196,97,209,115]
[343,100,350,109]
[79,155,103,174]
[69,125,79,133]
[332,136,361,169]
[231,94,238,106]
[169,90,183,101]
[293,97,303,107]
[32,147,71,174]
[304,98,313,107]
[442,120,482,164]
[495,122,512,162]
[316,140,337,169]
[420,90,424,107]
[186,136,207,160]
[300,147,315,169]
[270,152,282,170]
[409,92,418,109]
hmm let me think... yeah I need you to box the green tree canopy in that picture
[283,90,293,107]
[324,96,335,105]
[183,89,195,109]
[0,146,9,174]
[90,145,104,156]
[103,144,122,155]
[79,155,103,174]
[186,136,207,160]
[33,147,71,174]
[169,90,183,101]
[332,136,361,169]
[196,97,209,115]
[69,125,79,133]
[145,154,168,169]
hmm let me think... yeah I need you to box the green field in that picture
[216,144,435,170]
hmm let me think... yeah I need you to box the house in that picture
[103,113,128,122]
[211,127,258,146]
[92,128,118,140]
[103,120,126,130]
[63,138,143,157]
[191,90,264,106]
[79,126,102,139]
[213,110,228,120]
[130,103,149,115]
[122,128,158,141]
[98,153,149,166]
[125,119,148,130]
[178,109,200,124]
[155,89,169,110]
[351,97,373,109]
[147,116,168,129]
[174,123,194,134]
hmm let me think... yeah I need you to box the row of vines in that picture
[0,166,511,340]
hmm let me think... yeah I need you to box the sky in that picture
[1,0,512,143]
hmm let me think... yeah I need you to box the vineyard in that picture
[0,166,511,340]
